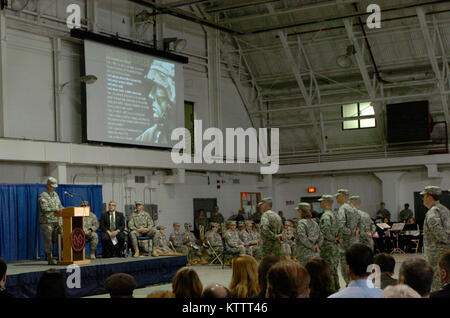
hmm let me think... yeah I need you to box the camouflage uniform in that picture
[83,213,99,252]
[337,194,361,284]
[295,218,323,266]
[183,225,202,261]
[169,225,189,255]
[239,222,256,256]
[205,224,224,259]
[260,210,283,257]
[281,223,295,258]
[152,227,172,255]
[421,186,450,291]
[128,210,154,252]
[38,190,63,255]
[357,209,376,251]
[319,205,341,292]
[250,211,263,224]
[249,226,262,259]
[224,221,246,254]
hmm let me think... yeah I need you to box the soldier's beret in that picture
[157,225,166,230]
[296,202,311,212]
[335,189,349,197]
[257,197,272,206]
[318,194,334,202]
[349,196,361,202]
[135,200,143,205]
[47,177,58,188]
[420,186,442,196]
[104,273,137,297]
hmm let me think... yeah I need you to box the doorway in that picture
[193,198,218,237]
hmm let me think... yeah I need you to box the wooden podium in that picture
[56,207,91,265]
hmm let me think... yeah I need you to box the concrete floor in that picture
[87,253,424,298]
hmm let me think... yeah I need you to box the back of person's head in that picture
[345,244,374,278]
[258,255,280,296]
[305,258,334,298]
[36,269,67,298]
[0,258,6,282]
[201,284,231,298]
[374,253,396,274]
[399,259,433,297]
[439,251,450,285]
[266,261,310,298]
[172,267,203,298]
[104,273,137,298]
[229,255,260,298]
[147,290,175,298]
[381,284,421,298]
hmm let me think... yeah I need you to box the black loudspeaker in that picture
[386,101,430,143]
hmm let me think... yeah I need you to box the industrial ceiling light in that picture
[336,45,356,68]
[163,37,187,52]
[60,75,98,92]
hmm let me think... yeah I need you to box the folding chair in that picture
[206,240,223,266]
[222,238,240,269]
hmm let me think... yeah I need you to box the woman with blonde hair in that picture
[172,267,203,298]
[229,255,260,298]
[295,202,323,266]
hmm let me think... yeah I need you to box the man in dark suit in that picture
[431,251,450,298]
[100,201,126,258]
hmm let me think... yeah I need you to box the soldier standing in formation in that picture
[224,220,246,257]
[259,197,283,258]
[38,177,63,265]
[204,222,223,262]
[81,201,99,260]
[295,202,323,266]
[183,223,202,264]
[128,201,155,258]
[335,189,361,285]
[421,186,450,291]
[170,222,189,255]
[318,194,341,292]
[349,196,377,251]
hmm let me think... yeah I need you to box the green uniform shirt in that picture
[38,191,63,224]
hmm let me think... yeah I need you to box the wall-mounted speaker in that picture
[386,101,430,143]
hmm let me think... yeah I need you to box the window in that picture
[342,102,376,130]
[185,101,194,154]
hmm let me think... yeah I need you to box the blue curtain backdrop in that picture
[0,184,103,262]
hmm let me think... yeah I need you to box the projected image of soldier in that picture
[136,60,176,145]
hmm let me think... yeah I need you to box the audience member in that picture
[329,244,383,298]
[201,284,232,298]
[399,258,433,298]
[305,258,335,298]
[377,202,391,220]
[374,253,397,289]
[35,269,67,298]
[381,284,421,298]
[229,255,260,298]
[255,255,280,298]
[147,290,175,298]
[430,251,450,298]
[0,258,14,298]
[266,261,310,298]
[104,273,137,298]
[172,267,203,298]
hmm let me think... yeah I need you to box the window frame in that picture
[341,102,376,130]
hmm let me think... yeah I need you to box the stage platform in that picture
[6,255,188,298]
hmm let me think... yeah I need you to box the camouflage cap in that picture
[238,221,245,226]
[349,195,361,202]
[104,273,137,297]
[257,197,272,206]
[285,220,293,225]
[80,201,89,207]
[210,222,219,228]
[318,194,334,202]
[420,186,442,196]
[135,200,143,205]
[335,189,349,197]
[156,225,166,230]
[296,202,311,212]
[184,222,192,227]
[245,220,253,226]
[226,220,236,226]
[173,222,180,226]
[47,177,58,188]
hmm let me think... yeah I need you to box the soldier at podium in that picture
[38,177,63,265]
[128,201,155,258]
[100,201,126,258]
[81,201,99,260]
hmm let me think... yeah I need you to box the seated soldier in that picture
[224,220,246,258]
[204,222,224,262]
[238,221,257,256]
[128,201,155,258]
[281,220,295,260]
[183,223,202,265]
[81,201,99,260]
[169,222,188,255]
[152,225,182,256]
[247,221,262,259]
